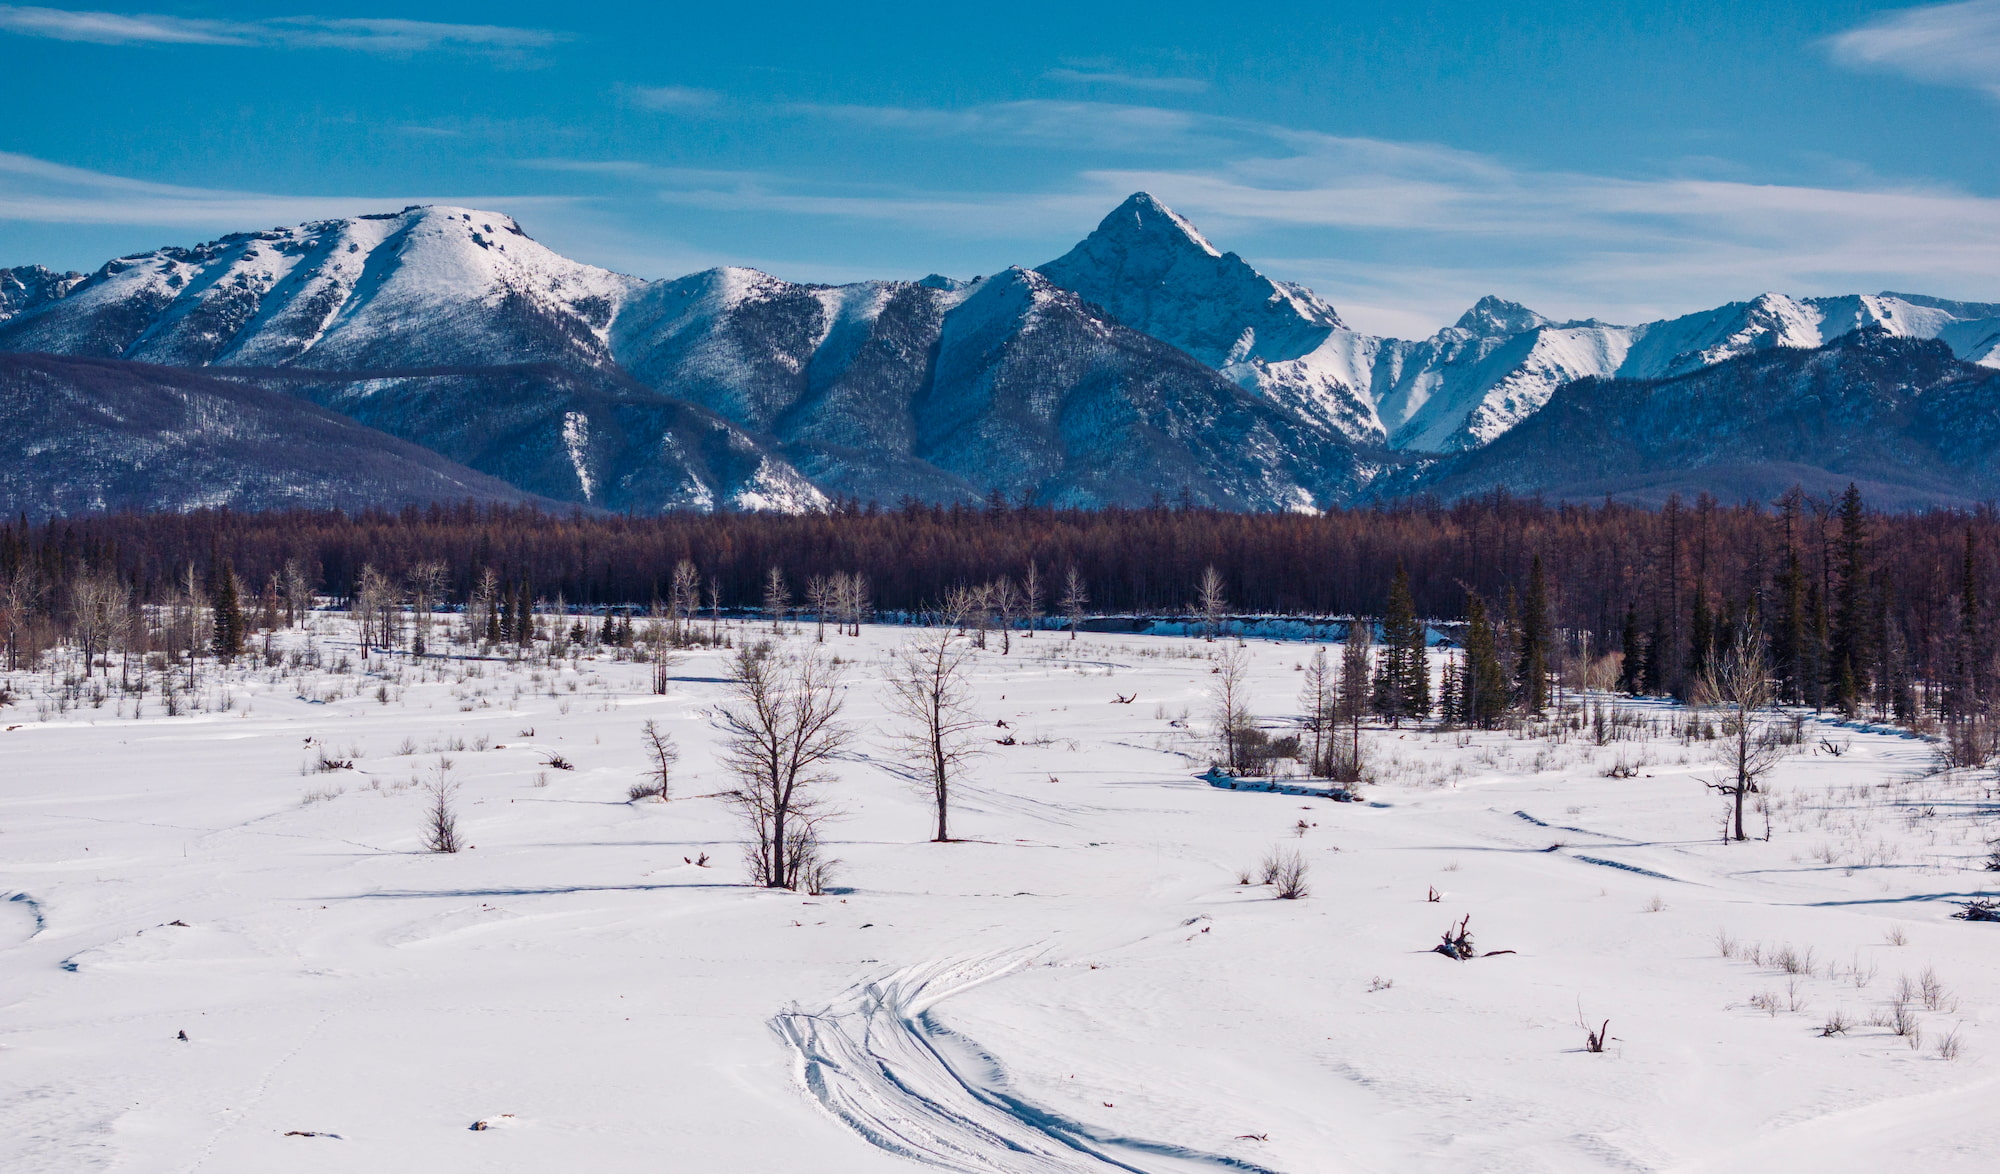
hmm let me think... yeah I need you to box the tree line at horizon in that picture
[3,488,1998,734]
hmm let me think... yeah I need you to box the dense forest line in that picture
[2,490,1996,727]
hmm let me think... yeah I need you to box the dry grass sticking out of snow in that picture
[1,621,1998,1172]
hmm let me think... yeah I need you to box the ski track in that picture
[773,951,1286,1174]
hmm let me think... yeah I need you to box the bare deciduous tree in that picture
[1211,644,1252,773]
[634,719,679,801]
[1197,565,1228,642]
[670,559,701,643]
[1299,645,1336,776]
[763,567,790,635]
[1060,565,1088,641]
[406,561,445,656]
[714,645,851,889]
[281,558,314,628]
[886,620,982,842]
[1020,562,1043,638]
[805,575,835,643]
[1696,633,1790,842]
[989,577,1021,655]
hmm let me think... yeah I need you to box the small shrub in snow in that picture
[1952,898,2000,922]
[421,762,461,854]
[1262,848,1309,900]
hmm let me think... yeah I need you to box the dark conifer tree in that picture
[1515,555,1551,715]
[1641,610,1669,695]
[211,560,246,662]
[1618,603,1642,694]
[1772,496,1810,703]
[1829,484,1870,715]
[1462,592,1508,728]
[1373,565,1430,725]
[1688,580,1714,685]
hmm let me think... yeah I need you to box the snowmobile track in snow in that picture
[773,951,1286,1174]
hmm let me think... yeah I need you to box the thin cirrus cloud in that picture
[0,149,577,233]
[1043,66,1208,93]
[0,5,562,51]
[1826,0,2000,97]
[618,97,2000,328]
[626,84,723,111]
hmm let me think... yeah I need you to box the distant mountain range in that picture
[2,193,1997,518]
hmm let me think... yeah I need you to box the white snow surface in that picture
[4,621,1999,1172]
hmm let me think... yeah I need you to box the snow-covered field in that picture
[3,620,1998,1173]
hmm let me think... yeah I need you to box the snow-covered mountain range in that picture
[2,194,1997,515]
[1403,330,2000,511]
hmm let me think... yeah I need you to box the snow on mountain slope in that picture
[1234,299,1632,450]
[1406,330,2000,508]
[1238,290,2000,452]
[0,354,547,520]
[1037,192,1344,368]
[5,195,1999,509]
[914,267,1363,511]
[0,264,82,322]
[0,206,641,371]
[228,363,827,516]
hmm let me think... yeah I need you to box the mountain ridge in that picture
[1,194,1997,516]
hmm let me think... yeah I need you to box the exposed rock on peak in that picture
[1036,191,1344,367]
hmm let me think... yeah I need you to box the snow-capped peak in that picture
[1454,296,1550,337]
[1036,192,1344,367]
[1099,191,1223,259]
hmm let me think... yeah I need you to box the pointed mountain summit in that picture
[1454,296,1551,337]
[1036,192,1344,367]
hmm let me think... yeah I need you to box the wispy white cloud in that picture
[0,6,561,53]
[1043,66,1207,93]
[1827,0,2000,98]
[0,150,575,236]
[626,84,722,111]
[784,98,1226,153]
[601,96,2000,331]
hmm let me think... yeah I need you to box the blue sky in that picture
[2,1,1998,335]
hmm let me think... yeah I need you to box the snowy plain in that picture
[2,619,1997,1173]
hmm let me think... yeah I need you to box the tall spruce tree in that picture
[1688,581,1714,685]
[1373,566,1430,725]
[1515,555,1551,715]
[1462,592,1508,728]
[1618,603,1642,694]
[1773,546,1808,703]
[1829,484,1869,715]
[211,560,246,662]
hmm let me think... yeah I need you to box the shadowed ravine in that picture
[772,953,1286,1174]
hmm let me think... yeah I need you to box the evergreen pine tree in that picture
[1642,610,1669,695]
[1829,484,1870,715]
[1688,580,1714,684]
[211,560,246,662]
[1441,655,1461,725]
[1617,603,1642,694]
[1375,566,1430,725]
[1462,592,1508,728]
[1773,515,1809,703]
[1515,555,1550,715]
